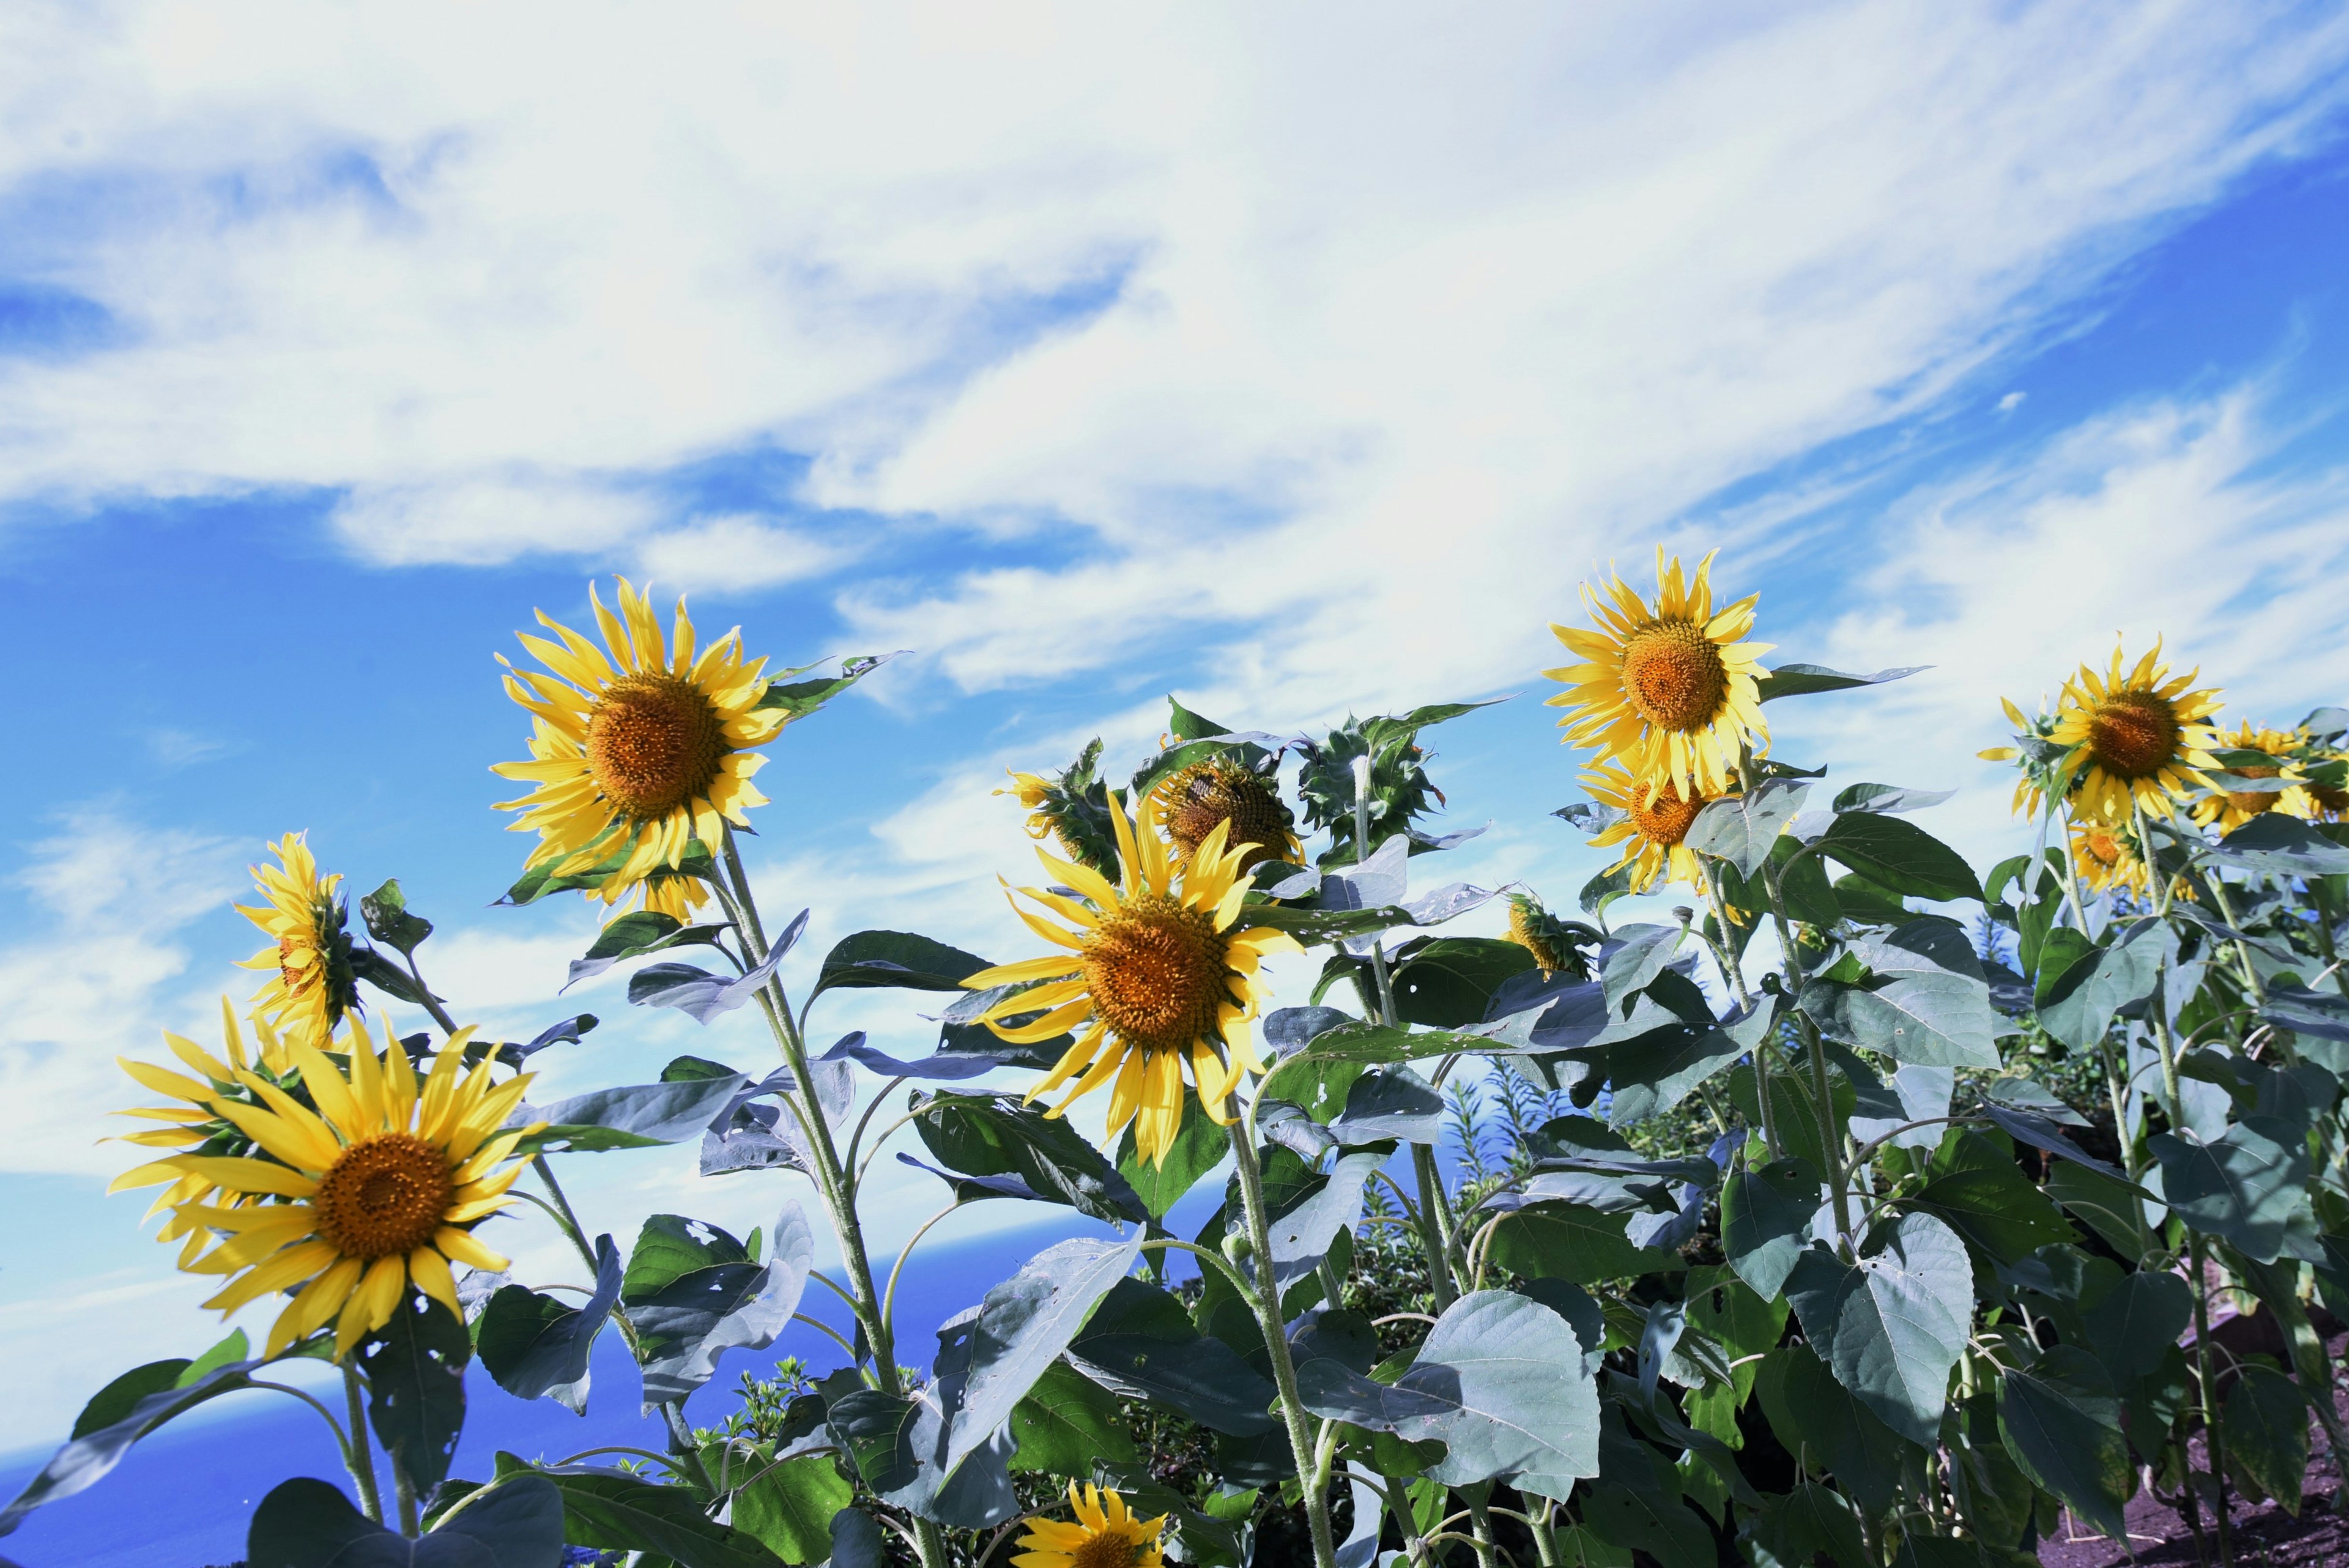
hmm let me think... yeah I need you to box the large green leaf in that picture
[2082,1269,2191,1387]
[1784,1213,1972,1447]
[729,1452,853,1562]
[246,1474,565,1568]
[1605,1005,1767,1128]
[943,1232,1143,1479]
[1998,1345,2130,1540]
[1008,1362,1137,1474]
[1721,1157,1820,1301]
[810,929,992,1001]
[1815,813,1983,903]
[754,653,897,721]
[1750,1481,1870,1568]
[1684,779,1810,879]
[478,1233,623,1412]
[1753,1345,1909,1513]
[566,912,733,988]
[2045,1161,2151,1259]
[500,1455,785,1567]
[2150,1117,2310,1263]
[359,879,434,957]
[1116,1094,1227,1217]
[2036,918,2175,1050]
[356,1298,470,1493]
[1578,1480,1713,1567]
[2224,1362,2310,1512]
[1908,1129,2074,1265]
[1754,663,1926,701]
[1486,1202,1680,1285]
[1805,920,1998,1068]
[516,1072,749,1155]
[1389,937,1537,1027]
[621,1206,814,1406]
[1067,1279,1279,1436]
[914,1093,1147,1225]
[1727,1060,1851,1184]
[2204,814,2349,877]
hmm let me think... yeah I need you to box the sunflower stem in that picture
[2188,1232,2235,1567]
[1760,858,1852,1246]
[341,1366,385,1523]
[393,1458,420,1537]
[1701,860,1751,1010]
[1228,1121,1341,1568]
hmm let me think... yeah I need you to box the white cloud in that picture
[634,515,859,596]
[332,474,667,567]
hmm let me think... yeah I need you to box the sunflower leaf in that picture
[514,1074,749,1154]
[811,930,993,1000]
[360,879,434,956]
[565,913,734,990]
[623,1206,814,1409]
[1685,780,1811,879]
[1754,663,1928,701]
[912,1092,1147,1224]
[478,1235,625,1413]
[356,1296,472,1493]
[753,652,900,720]
[943,1232,1145,1480]
[1814,814,1982,903]
[488,1455,785,1568]
[2036,917,2174,1049]
[247,1473,566,1568]
[2203,814,2349,877]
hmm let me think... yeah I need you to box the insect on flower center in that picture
[1619,620,1729,734]
[313,1134,455,1260]
[1627,784,1706,846]
[585,674,726,818]
[1165,762,1294,875]
[2224,765,2281,816]
[1080,893,1230,1055]
[2085,691,2181,780]
[1069,1532,1143,1568]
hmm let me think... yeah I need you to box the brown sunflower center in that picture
[1080,893,1230,1055]
[1165,762,1294,875]
[2314,784,2349,816]
[313,1134,455,1260]
[586,674,726,817]
[1619,619,1729,734]
[2224,765,2281,816]
[276,936,313,993]
[1627,784,1707,847]
[2085,691,2181,780]
[1069,1532,1141,1568]
[2082,829,2127,871]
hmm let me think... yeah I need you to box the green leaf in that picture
[2082,1269,2191,1387]
[355,1298,470,1493]
[1784,1212,1972,1447]
[825,1390,920,1490]
[1997,1344,2131,1539]
[497,1455,787,1568]
[566,912,733,988]
[1750,1481,1871,1568]
[1833,873,1912,926]
[478,1234,624,1413]
[2037,918,2175,1049]
[1068,1279,1279,1436]
[1722,1157,1820,1299]
[516,1073,749,1155]
[67,1359,193,1441]
[360,879,433,957]
[729,1452,853,1562]
[622,1206,814,1408]
[811,930,992,1001]
[349,943,436,1007]
[1685,779,1811,879]
[1604,1008,1767,1128]
[1815,813,1983,903]
[1389,937,1536,1027]
[1,1353,274,1532]
[1008,1362,1137,1474]
[1259,1020,1482,1085]
[1804,919,1998,1068]
[1754,663,1927,701]
[1579,1480,1714,1567]
[2204,813,2349,877]
[753,652,898,721]
[501,836,715,907]
[1909,1129,2075,1265]
[915,1093,1147,1225]
[2046,1161,2151,1260]
[1727,1060,1852,1186]
[944,1233,1145,1479]
[1753,1345,1910,1514]
[1116,1094,1228,1217]
[246,1473,566,1568]
[1486,1202,1680,1285]
[2151,1118,2311,1263]
[2223,1362,2310,1512]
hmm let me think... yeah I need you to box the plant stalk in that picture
[341,1366,384,1524]
[2186,1232,2233,1567]
[1228,1123,1341,1568]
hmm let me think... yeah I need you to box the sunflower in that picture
[234,833,359,1049]
[962,800,1302,1166]
[1543,549,1772,801]
[493,578,780,910]
[1578,760,1718,894]
[109,1000,295,1265]
[2192,721,2314,831]
[2069,819,2148,900]
[130,1013,538,1359]
[1012,1484,1168,1568]
[1978,696,2067,819]
[1150,757,1301,877]
[2048,641,2222,823]
[1504,893,1588,979]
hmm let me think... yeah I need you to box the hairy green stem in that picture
[341,1367,384,1523]
[1228,1123,1340,1568]
[393,1459,420,1537]
[1761,856,1850,1243]
[2186,1233,2233,1567]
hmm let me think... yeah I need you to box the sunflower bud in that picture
[1161,757,1299,877]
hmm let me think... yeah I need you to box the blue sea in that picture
[0,1203,1220,1568]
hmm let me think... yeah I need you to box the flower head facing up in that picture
[1013,1484,1168,1568]
[1153,757,1300,877]
[493,578,780,910]
[1544,549,1772,802]
[963,798,1302,1165]
[234,833,358,1051]
[2192,720,2314,831]
[2049,640,2221,823]
[124,1013,539,1359]
[1579,760,1718,894]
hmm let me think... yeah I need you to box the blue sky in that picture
[5,0,2349,1460]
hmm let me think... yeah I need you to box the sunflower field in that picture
[9,554,2349,1568]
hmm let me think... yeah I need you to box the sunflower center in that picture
[2224,765,2280,816]
[313,1134,455,1260]
[1619,619,1729,734]
[2085,691,2181,780]
[276,936,313,993]
[1080,893,1231,1055]
[1167,762,1294,875]
[585,674,726,818]
[1069,1532,1141,1568]
[2082,829,2126,870]
[1627,784,1706,847]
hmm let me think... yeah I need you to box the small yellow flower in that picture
[117,1013,540,1359]
[963,800,1302,1166]
[1577,759,1718,894]
[234,833,358,1051]
[2048,639,2222,823]
[1012,1484,1168,1568]
[2191,721,2315,831]
[1543,548,1773,803]
[1979,695,2068,819]
[493,578,780,912]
